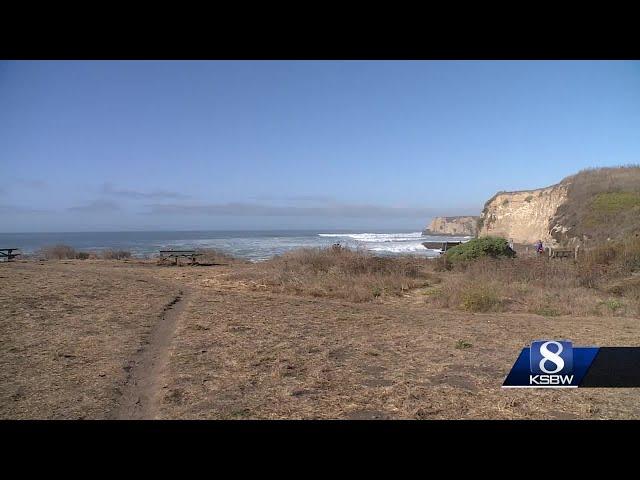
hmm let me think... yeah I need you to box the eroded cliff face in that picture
[423,216,478,236]
[478,184,568,245]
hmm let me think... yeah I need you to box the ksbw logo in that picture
[502,339,595,388]
[529,340,574,386]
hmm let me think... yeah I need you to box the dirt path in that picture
[111,288,189,420]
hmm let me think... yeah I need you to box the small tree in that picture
[445,237,516,263]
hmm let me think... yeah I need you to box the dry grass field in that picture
[0,260,180,419]
[2,249,640,419]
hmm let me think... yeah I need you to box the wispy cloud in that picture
[0,204,52,214]
[250,194,336,204]
[144,202,457,218]
[67,200,121,213]
[102,183,190,200]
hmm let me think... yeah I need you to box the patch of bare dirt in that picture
[110,289,189,419]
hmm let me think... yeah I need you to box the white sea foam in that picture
[320,231,475,257]
[368,243,428,253]
[317,231,465,257]
[318,232,423,242]
[8,230,467,262]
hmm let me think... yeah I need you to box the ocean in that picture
[0,230,471,262]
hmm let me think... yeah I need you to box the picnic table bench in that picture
[422,241,463,253]
[158,250,202,265]
[0,248,21,262]
[546,245,580,259]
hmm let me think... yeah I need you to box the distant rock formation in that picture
[422,216,478,237]
[478,184,569,246]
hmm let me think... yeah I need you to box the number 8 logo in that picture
[539,341,565,374]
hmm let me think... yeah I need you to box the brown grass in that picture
[195,248,244,265]
[552,165,640,244]
[101,249,132,260]
[4,257,640,419]
[37,244,81,260]
[162,262,640,419]
[230,246,435,302]
[0,260,179,419]
[427,236,640,317]
[36,245,135,261]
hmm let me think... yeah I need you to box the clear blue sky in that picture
[1,60,638,232]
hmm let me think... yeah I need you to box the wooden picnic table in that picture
[158,250,203,265]
[545,245,580,259]
[0,248,21,262]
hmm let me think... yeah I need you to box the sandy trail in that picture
[111,288,189,420]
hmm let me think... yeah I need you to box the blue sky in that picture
[1,60,638,232]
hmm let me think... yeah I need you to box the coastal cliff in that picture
[478,183,569,246]
[425,166,640,247]
[423,216,478,236]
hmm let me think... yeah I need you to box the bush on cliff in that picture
[552,165,640,244]
[445,237,515,262]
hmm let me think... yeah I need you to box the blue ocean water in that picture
[0,230,471,261]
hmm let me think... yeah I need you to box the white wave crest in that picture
[368,243,428,253]
[318,232,423,242]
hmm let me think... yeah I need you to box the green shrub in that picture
[445,237,515,263]
[533,305,561,317]
[551,166,640,244]
[461,285,502,312]
[599,298,625,313]
[591,191,640,214]
[455,339,473,349]
[525,195,534,203]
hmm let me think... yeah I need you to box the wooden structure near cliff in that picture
[545,245,580,260]
[422,241,463,253]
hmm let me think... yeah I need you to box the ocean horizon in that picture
[0,229,471,261]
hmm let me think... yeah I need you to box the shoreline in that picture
[4,230,456,261]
